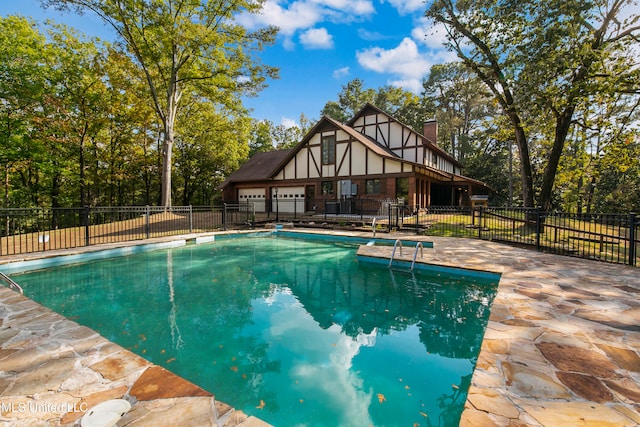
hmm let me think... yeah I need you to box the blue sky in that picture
[0,0,456,126]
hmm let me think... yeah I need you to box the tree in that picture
[0,16,49,208]
[422,62,492,161]
[427,0,640,209]
[44,0,278,206]
[321,78,429,132]
[174,99,250,205]
[45,24,109,207]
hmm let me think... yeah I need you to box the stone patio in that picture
[1,230,639,426]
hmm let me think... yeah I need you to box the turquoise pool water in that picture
[12,234,497,427]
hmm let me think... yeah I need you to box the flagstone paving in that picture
[1,230,639,426]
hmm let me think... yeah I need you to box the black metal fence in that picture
[0,206,224,256]
[253,199,638,266]
[1,203,638,266]
[398,206,639,267]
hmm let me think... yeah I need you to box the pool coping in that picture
[1,229,640,426]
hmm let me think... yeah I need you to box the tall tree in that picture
[45,24,109,207]
[422,62,491,161]
[427,0,640,209]
[0,16,48,208]
[44,0,278,206]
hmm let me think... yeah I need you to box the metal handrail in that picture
[0,272,23,294]
[410,242,424,271]
[372,217,377,237]
[389,239,403,267]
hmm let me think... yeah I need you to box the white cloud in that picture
[280,117,298,128]
[357,28,389,41]
[385,0,425,15]
[236,0,322,36]
[332,66,350,79]
[310,0,375,16]
[388,78,424,93]
[236,0,375,49]
[356,37,433,92]
[356,37,431,77]
[300,27,334,49]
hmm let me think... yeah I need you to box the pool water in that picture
[14,235,497,427]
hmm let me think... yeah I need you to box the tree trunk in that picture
[160,129,173,207]
[539,108,575,211]
[508,111,535,208]
[159,72,180,208]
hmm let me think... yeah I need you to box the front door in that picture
[305,185,316,212]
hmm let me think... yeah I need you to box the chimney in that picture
[423,119,438,145]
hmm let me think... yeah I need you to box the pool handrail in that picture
[0,272,23,294]
[372,217,377,237]
[410,242,424,271]
[389,239,403,267]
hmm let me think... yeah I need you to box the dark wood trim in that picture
[308,145,321,177]
[337,140,350,176]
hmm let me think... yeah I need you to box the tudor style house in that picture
[219,104,489,214]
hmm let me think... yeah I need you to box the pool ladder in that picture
[388,240,424,271]
[0,272,23,294]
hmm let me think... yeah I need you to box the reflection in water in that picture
[167,251,184,350]
[15,236,497,427]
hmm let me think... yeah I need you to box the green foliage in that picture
[422,62,494,162]
[43,0,278,206]
[427,0,640,211]
[0,9,276,208]
[321,78,430,132]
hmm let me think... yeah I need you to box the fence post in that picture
[535,207,542,251]
[145,205,150,239]
[478,206,483,239]
[189,205,193,233]
[84,206,90,246]
[629,212,637,266]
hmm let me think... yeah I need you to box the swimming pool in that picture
[10,233,498,426]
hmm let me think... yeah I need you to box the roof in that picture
[349,103,462,168]
[219,103,490,191]
[217,149,292,189]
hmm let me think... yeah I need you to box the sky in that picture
[0,0,456,126]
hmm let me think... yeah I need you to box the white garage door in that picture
[239,188,266,212]
[271,186,305,213]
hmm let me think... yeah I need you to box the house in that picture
[218,103,489,214]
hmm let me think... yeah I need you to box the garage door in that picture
[271,186,305,214]
[239,188,266,212]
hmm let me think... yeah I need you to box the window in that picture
[366,179,381,195]
[321,181,334,195]
[321,135,335,165]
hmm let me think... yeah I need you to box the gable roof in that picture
[217,149,292,189]
[219,103,489,191]
[270,114,453,181]
[349,103,462,168]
